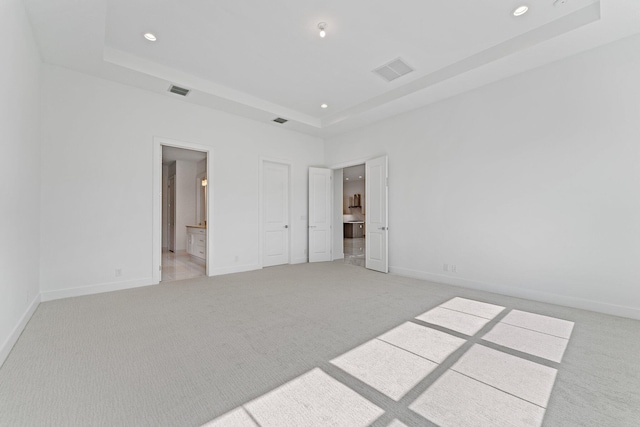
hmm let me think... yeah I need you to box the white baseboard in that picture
[210,263,261,276]
[40,277,154,302]
[292,257,309,264]
[389,266,640,320]
[332,253,345,261]
[0,293,41,368]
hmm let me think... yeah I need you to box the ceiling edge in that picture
[321,1,601,129]
[102,46,322,129]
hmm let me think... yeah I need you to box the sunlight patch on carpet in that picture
[203,298,575,427]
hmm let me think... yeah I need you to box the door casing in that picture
[153,137,213,284]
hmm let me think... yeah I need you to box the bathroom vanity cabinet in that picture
[186,226,206,259]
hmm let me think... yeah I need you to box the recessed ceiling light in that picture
[513,5,529,16]
[321,103,328,109]
[144,32,157,41]
[318,22,327,38]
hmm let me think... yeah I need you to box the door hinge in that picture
[159,265,162,271]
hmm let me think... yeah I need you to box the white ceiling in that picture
[162,146,206,164]
[343,165,365,183]
[23,0,640,137]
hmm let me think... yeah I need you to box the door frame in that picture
[168,175,176,252]
[328,155,386,262]
[152,136,214,284]
[259,157,293,268]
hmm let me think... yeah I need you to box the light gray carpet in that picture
[0,262,639,426]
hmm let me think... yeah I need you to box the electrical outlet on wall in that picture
[115,268,122,277]
[451,264,457,273]
[234,255,239,262]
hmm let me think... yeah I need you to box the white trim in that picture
[328,154,386,171]
[292,256,309,264]
[389,266,640,320]
[153,137,213,283]
[41,278,153,302]
[0,293,41,368]
[259,157,294,268]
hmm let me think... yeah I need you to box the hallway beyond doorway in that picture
[344,237,365,267]
[162,250,205,282]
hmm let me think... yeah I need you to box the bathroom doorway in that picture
[160,145,208,283]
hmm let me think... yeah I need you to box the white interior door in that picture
[308,167,332,262]
[263,161,290,267]
[365,156,388,273]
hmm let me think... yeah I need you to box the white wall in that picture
[196,158,207,225]
[0,0,42,365]
[325,34,640,319]
[175,160,197,251]
[39,65,324,299]
[197,158,207,175]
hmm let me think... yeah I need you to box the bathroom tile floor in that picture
[162,250,206,282]
[344,237,365,267]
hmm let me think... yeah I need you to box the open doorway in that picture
[161,146,208,282]
[342,165,366,267]
[310,155,387,272]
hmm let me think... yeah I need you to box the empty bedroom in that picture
[1,1,639,426]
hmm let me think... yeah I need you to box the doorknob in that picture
[309,225,317,228]
[284,225,288,228]
[379,226,387,230]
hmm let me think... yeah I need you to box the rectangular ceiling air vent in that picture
[168,85,190,96]
[273,117,288,124]
[373,58,414,82]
